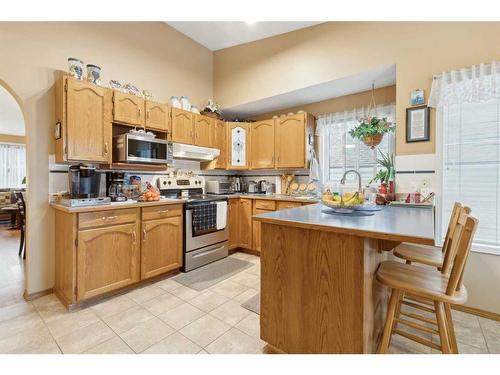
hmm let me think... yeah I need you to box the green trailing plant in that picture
[348,116,394,140]
[369,150,394,185]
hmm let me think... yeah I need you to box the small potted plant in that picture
[348,116,394,149]
[369,150,394,186]
[200,99,222,119]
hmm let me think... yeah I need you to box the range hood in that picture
[172,143,220,161]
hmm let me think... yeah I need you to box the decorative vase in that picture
[68,58,84,80]
[200,110,221,120]
[362,133,383,149]
[86,64,101,85]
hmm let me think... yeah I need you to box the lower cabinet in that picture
[141,215,183,279]
[252,208,274,253]
[77,222,140,301]
[228,198,253,250]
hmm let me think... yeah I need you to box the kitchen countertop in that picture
[50,198,185,213]
[254,202,434,245]
[50,193,319,213]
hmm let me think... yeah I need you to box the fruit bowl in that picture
[321,191,364,211]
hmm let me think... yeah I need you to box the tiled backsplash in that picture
[395,153,438,195]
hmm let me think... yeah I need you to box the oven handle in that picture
[192,245,226,258]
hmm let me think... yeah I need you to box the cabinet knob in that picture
[132,231,137,244]
[138,107,141,117]
[104,142,109,154]
[146,110,150,119]
[142,229,147,241]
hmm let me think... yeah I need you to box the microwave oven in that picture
[113,133,173,165]
[205,180,234,195]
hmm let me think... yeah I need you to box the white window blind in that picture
[0,143,26,189]
[439,101,500,255]
[317,104,395,186]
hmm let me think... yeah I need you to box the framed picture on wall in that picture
[406,105,430,142]
[410,89,425,106]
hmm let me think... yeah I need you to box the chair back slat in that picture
[446,215,478,296]
[441,205,470,274]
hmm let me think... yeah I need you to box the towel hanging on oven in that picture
[192,201,217,236]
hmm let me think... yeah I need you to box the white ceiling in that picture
[166,22,323,51]
[222,65,396,118]
[0,86,24,136]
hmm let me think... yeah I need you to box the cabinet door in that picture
[228,199,239,249]
[171,108,194,144]
[275,113,306,168]
[213,120,227,169]
[239,199,253,249]
[146,101,170,132]
[194,115,213,147]
[251,119,275,169]
[66,78,112,163]
[77,223,139,301]
[141,216,182,279]
[252,207,273,253]
[227,122,250,169]
[113,91,146,127]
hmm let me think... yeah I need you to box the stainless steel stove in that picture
[157,173,229,272]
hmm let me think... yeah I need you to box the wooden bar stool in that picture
[393,202,470,270]
[376,212,478,354]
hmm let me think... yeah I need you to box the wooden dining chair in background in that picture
[393,202,470,270]
[15,191,26,259]
[376,211,478,354]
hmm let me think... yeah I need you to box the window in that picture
[437,100,500,255]
[318,104,395,187]
[0,143,26,188]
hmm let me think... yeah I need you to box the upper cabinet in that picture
[275,113,314,169]
[212,120,227,169]
[145,101,171,133]
[227,122,250,170]
[171,108,194,144]
[193,114,213,147]
[251,119,275,169]
[113,91,145,127]
[55,76,112,164]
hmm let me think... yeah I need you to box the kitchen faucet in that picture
[340,169,362,193]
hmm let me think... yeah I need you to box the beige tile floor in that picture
[0,251,499,354]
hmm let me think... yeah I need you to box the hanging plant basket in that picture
[362,133,384,149]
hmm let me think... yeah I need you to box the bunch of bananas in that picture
[321,191,364,208]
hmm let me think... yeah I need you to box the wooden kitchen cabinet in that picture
[113,91,146,127]
[171,108,194,144]
[194,114,213,147]
[252,207,274,253]
[251,119,275,169]
[239,199,253,249]
[275,113,315,169]
[228,198,239,249]
[55,76,113,164]
[141,215,183,279]
[77,222,140,301]
[146,101,170,133]
[227,122,251,170]
[212,120,227,169]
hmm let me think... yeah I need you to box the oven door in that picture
[185,205,229,252]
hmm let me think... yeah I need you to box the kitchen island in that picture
[254,203,434,354]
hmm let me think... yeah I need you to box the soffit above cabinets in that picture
[222,64,396,118]
[165,21,323,51]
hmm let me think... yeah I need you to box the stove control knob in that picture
[162,180,167,186]
[168,181,172,185]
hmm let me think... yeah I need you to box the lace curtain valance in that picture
[428,61,500,107]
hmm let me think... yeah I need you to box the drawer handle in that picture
[157,209,169,215]
[101,215,118,221]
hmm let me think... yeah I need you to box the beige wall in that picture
[0,22,213,295]
[0,133,25,143]
[252,85,396,120]
[215,22,500,156]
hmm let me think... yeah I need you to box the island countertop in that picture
[254,203,434,245]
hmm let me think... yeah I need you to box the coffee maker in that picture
[106,172,127,202]
[68,164,101,199]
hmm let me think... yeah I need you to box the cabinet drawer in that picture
[277,201,302,210]
[141,204,183,221]
[79,208,137,230]
[254,200,276,210]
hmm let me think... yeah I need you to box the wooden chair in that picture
[15,192,26,259]
[393,202,470,270]
[376,212,478,354]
